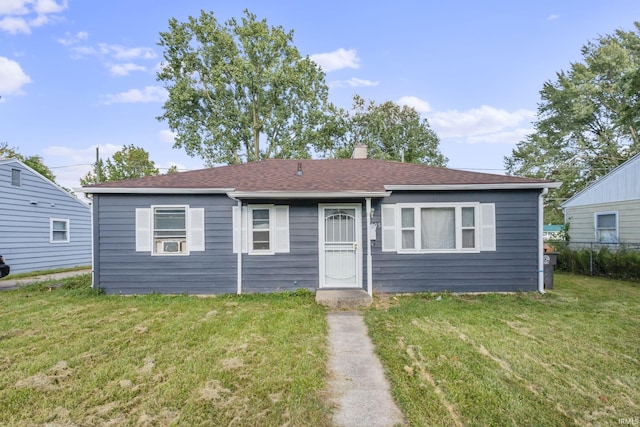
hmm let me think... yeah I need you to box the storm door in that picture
[319,205,361,288]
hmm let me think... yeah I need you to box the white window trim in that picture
[151,205,190,256]
[248,205,276,255]
[594,211,618,243]
[50,218,70,243]
[394,203,481,254]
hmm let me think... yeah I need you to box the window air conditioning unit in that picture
[162,240,181,253]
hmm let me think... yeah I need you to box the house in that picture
[0,158,92,274]
[561,153,640,244]
[79,152,559,295]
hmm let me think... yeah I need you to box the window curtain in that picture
[421,208,455,249]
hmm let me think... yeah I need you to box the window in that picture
[233,205,290,255]
[251,207,271,252]
[595,212,618,243]
[401,208,415,249]
[11,169,21,186]
[381,203,496,253]
[50,218,70,243]
[135,206,205,255]
[153,207,187,254]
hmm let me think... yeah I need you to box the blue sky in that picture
[1,1,640,191]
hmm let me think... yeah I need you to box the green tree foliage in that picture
[505,23,640,223]
[329,95,448,166]
[157,10,331,165]
[81,145,159,185]
[0,142,56,183]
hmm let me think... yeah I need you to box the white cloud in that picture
[310,48,360,72]
[0,0,31,15]
[329,77,379,88]
[108,45,157,60]
[109,63,147,76]
[428,105,535,139]
[158,130,176,143]
[0,0,67,34]
[34,0,68,14]
[547,14,559,21]
[101,86,168,105]
[72,43,157,60]
[0,56,32,94]
[397,96,432,113]
[57,31,88,46]
[466,128,533,144]
[0,16,30,34]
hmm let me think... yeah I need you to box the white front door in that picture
[319,205,362,288]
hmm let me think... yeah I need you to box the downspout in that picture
[366,198,373,296]
[538,188,548,294]
[237,199,242,295]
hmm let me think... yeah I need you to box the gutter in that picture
[538,188,549,294]
[385,182,562,191]
[365,198,373,297]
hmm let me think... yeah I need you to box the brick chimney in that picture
[352,143,368,159]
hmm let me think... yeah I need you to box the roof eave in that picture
[75,187,235,194]
[384,182,562,191]
[227,191,392,199]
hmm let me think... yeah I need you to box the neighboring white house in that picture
[561,153,640,244]
[0,158,92,274]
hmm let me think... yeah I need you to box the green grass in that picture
[3,273,638,426]
[365,273,640,426]
[1,265,90,280]
[0,276,331,426]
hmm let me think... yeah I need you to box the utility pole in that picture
[95,146,101,183]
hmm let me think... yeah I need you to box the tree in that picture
[330,95,448,166]
[157,9,331,165]
[505,22,640,223]
[81,145,159,185]
[0,142,56,182]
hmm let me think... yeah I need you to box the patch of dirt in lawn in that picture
[136,357,155,375]
[15,361,73,391]
[221,357,244,370]
[133,324,148,334]
[136,409,179,427]
[198,380,231,402]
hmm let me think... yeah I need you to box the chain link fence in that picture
[546,241,640,280]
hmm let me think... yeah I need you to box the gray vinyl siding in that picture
[93,194,237,294]
[0,160,91,273]
[93,190,541,294]
[564,200,640,243]
[371,190,541,293]
[242,200,320,293]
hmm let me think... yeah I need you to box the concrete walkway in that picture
[0,269,91,291]
[327,311,405,427]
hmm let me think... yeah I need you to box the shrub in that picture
[556,244,640,281]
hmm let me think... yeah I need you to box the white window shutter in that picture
[232,206,241,253]
[189,208,205,251]
[274,205,290,253]
[135,208,151,252]
[480,203,496,251]
[233,206,249,253]
[381,204,397,252]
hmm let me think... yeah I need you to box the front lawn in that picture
[365,273,640,426]
[0,276,331,426]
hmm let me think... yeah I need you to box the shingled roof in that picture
[81,158,557,194]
